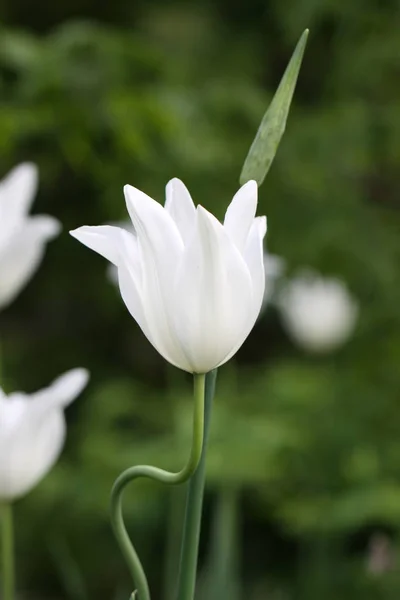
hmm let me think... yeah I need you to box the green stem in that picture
[1,503,15,600]
[209,487,240,600]
[110,373,207,600]
[176,369,217,600]
[163,488,185,600]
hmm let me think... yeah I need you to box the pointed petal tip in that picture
[48,217,62,237]
[196,204,225,238]
[239,179,258,199]
[166,177,185,187]
[69,226,85,239]
[68,367,90,387]
[123,184,140,206]
[32,215,61,240]
[196,204,213,221]
[15,161,37,173]
[259,215,267,238]
[9,162,38,178]
[165,177,192,202]
[241,179,258,189]
[2,162,39,195]
[123,183,150,212]
[54,368,90,406]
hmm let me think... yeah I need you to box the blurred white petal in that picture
[0,164,60,309]
[278,270,358,353]
[0,163,38,248]
[0,369,89,501]
[0,216,60,309]
[31,368,90,408]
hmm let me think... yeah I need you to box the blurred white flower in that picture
[0,369,89,501]
[0,163,61,309]
[71,178,266,373]
[278,271,358,353]
[262,251,285,307]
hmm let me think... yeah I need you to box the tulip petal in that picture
[124,184,184,258]
[224,180,258,252]
[243,216,267,314]
[218,216,267,367]
[117,265,187,370]
[124,184,190,370]
[70,225,130,266]
[165,178,196,245]
[0,215,60,309]
[0,163,38,245]
[70,219,182,365]
[173,206,253,373]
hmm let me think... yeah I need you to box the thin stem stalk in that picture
[175,369,217,600]
[1,503,15,600]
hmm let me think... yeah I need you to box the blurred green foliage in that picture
[1,0,400,599]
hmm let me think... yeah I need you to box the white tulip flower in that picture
[0,369,89,501]
[71,179,266,373]
[278,271,358,353]
[0,163,61,309]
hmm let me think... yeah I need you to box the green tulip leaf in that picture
[240,29,309,186]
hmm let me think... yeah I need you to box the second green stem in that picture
[175,369,217,600]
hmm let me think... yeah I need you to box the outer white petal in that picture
[70,225,142,288]
[117,265,188,370]
[0,215,60,309]
[224,180,258,252]
[244,216,267,314]
[124,184,190,370]
[173,206,253,373]
[217,217,267,367]
[0,163,38,246]
[70,221,179,365]
[70,225,124,265]
[0,408,66,500]
[165,178,196,245]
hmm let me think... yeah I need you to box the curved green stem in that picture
[110,373,206,600]
[1,503,15,600]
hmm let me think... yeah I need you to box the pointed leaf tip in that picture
[240,29,309,187]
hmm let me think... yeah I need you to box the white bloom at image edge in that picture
[0,163,61,309]
[70,179,267,373]
[278,271,358,353]
[0,369,89,501]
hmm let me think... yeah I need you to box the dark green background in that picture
[1,0,400,598]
